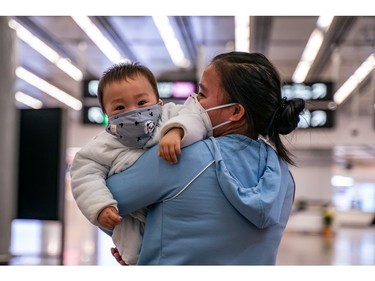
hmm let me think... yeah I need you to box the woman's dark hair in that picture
[211,51,305,165]
[97,62,159,114]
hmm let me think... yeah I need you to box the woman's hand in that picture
[111,247,128,266]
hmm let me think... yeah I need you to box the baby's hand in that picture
[98,206,122,229]
[158,127,184,164]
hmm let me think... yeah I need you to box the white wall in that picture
[66,110,103,148]
[290,158,333,202]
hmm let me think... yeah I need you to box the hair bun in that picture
[275,98,305,135]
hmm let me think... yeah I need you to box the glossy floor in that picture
[276,227,375,265]
[7,225,375,265]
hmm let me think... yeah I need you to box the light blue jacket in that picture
[106,134,295,265]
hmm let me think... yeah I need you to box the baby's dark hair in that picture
[97,62,159,114]
[211,52,305,165]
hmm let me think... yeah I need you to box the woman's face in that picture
[197,64,235,136]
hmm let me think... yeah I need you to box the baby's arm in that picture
[158,102,208,164]
[70,132,122,227]
[158,127,184,164]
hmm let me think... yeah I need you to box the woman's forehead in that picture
[200,65,219,88]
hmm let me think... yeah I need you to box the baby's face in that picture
[103,75,159,117]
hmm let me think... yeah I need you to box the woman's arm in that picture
[106,141,215,216]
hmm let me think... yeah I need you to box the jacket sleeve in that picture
[106,141,215,216]
[70,132,120,226]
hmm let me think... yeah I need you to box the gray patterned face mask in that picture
[106,104,162,148]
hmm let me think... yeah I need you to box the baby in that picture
[70,62,207,265]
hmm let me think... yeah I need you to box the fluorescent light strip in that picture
[334,53,375,105]
[293,30,324,83]
[72,16,124,64]
[16,67,82,111]
[317,16,334,31]
[235,16,250,52]
[152,16,190,68]
[8,19,83,81]
[15,91,43,109]
[292,16,334,83]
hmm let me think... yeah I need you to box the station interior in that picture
[1,14,375,267]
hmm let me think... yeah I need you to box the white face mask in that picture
[183,93,238,136]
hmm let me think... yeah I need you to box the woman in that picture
[106,51,305,265]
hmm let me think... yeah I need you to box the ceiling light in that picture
[72,16,125,64]
[293,29,324,83]
[301,30,324,62]
[292,16,334,83]
[293,61,312,84]
[152,16,190,68]
[15,91,43,109]
[8,19,83,81]
[334,53,375,105]
[235,16,250,52]
[317,16,334,31]
[16,67,82,111]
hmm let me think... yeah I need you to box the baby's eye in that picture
[138,100,146,106]
[115,105,125,111]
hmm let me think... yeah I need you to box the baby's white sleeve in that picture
[70,132,120,226]
[159,104,208,148]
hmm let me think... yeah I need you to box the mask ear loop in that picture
[207,103,238,131]
[205,103,238,112]
[211,120,232,130]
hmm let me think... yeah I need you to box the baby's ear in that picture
[158,99,164,106]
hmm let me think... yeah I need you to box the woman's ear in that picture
[229,104,245,121]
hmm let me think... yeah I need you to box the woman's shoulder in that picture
[214,134,258,149]
[213,134,278,153]
[205,134,277,166]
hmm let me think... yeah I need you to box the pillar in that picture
[0,16,18,265]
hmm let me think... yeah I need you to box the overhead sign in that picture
[282,82,334,101]
[157,81,197,99]
[83,79,99,98]
[83,106,108,126]
[298,109,335,129]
